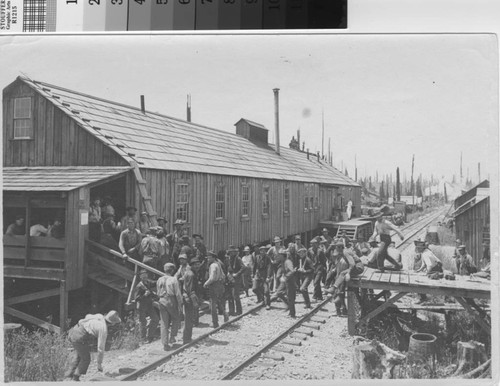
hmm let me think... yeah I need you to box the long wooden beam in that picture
[5,288,60,306]
[454,297,491,336]
[356,292,408,329]
[4,306,61,334]
[4,266,65,281]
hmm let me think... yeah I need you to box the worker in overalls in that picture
[64,310,121,381]
[135,270,160,343]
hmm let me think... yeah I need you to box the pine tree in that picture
[379,181,385,201]
[396,167,401,201]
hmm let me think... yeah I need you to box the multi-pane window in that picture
[13,97,32,139]
[242,185,250,217]
[262,186,270,215]
[309,185,314,210]
[304,184,309,211]
[215,185,226,219]
[283,185,290,214]
[175,183,189,222]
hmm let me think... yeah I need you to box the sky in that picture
[0,33,497,183]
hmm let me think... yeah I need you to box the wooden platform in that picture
[347,267,491,336]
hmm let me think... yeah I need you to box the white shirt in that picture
[30,224,49,236]
[78,314,108,366]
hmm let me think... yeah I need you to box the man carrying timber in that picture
[157,263,183,350]
[135,270,160,343]
[370,212,404,272]
[224,245,244,316]
[64,310,121,381]
[204,251,228,328]
[297,247,314,309]
[308,238,327,301]
[253,245,272,309]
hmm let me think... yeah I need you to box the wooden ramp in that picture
[347,267,491,335]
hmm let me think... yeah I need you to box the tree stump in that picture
[352,340,406,379]
[453,341,488,376]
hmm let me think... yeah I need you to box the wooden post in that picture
[347,289,356,335]
[24,194,31,268]
[59,280,68,332]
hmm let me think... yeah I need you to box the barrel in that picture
[407,333,437,364]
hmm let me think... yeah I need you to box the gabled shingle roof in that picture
[19,76,359,187]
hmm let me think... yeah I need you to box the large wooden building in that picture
[453,180,490,265]
[2,75,360,331]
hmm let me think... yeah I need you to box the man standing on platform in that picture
[120,206,138,232]
[119,218,142,261]
[370,213,404,272]
[157,263,183,350]
[308,238,327,301]
[139,212,151,237]
[253,245,272,309]
[204,251,228,328]
[454,245,477,275]
[414,240,443,303]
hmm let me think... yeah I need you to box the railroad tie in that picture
[242,371,262,379]
[282,339,302,346]
[262,353,285,361]
[294,328,314,336]
[318,308,330,312]
[290,333,308,340]
[272,346,293,354]
[302,323,320,330]
[310,317,327,323]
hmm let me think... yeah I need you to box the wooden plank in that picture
[5,288,60,305]
[87,250,134,281]
[357,292,407,328]
[454,297,491,336]
[379,270,392,283]
[30,237,66,249]
[4,265,65,280]
[4,247,65,262]
[370,270,383,283]
[25,195,31,267]
[5,306,61,334]
[389,270,401,285]
[60,280,68,332]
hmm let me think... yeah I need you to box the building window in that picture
[242,184,250,217]
[314,185,319,210]
[13,97,33,139]
[175,182,189,222]
[263,186,270,216]
[283,185,290,214]
[215,184,226,219]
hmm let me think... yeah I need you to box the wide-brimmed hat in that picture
[458,245,466,250]
[105,310,122,325]
[319,236,328,244]
[207,250,218,258]
[157,217,166,222]
[273,236,282,243]
[322,228,329,233]
[126,206,137,211]
[193,234,203,240]
[334,241,345,248]
[164,262,176,272]
[181,235,190,240]
[297,247,307,253]
[259,245,268,250]
[294,234,301,239]
[179,253,188,261]
[227,245,238,252]
[174,219,185,225]
[278,248,288,255]
[310,238,318,244]
[244,246,250,252]
[190,257,201,264]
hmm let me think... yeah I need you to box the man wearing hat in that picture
[204,251,228,328]
[370,213,404,272]
[120,206,138,232]
[179,235,194,263]
[241,246,254,297]
[353,234,370,258]
[294,234,305,250]
[267,236,284,291]
[64,310,121,381]
[139,211,151,236]
[270,248,296,318]
[297,247,314,309]
[157,217,169,234]
[119,218,142,260]
[253,245,273,309]
[192,234,207,262]
[157,228,172,268]
[189,256,203,325]
[157,263,183,350]
[139,228,161,274]
[414,240,442,303]
[176,254,199,344]
[224,245,244,316]
[135,270,160,343]
[88,197,102,241]
[454,245,477,276]
[308,238,327,301]
[168,219,185,264]
[322,228,333,247]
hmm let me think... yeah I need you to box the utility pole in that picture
[411,154,415,206]
[478,162,481,183]
[396,167,401,201]
[321,109,325,159]
[460,151,463,186]
[355,154,357,182]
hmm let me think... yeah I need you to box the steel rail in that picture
[220,296,333,380]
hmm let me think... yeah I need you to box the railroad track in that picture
[119,205,449,382]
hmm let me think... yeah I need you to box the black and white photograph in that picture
[1,32,498,382]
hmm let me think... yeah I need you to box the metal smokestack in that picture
[140,95,145,114]
[273,88,280,156]
[187,94,191,122]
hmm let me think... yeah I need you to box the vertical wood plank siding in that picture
[455,198,489,266]
[3,83,128,167]
[137,169,361,251]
